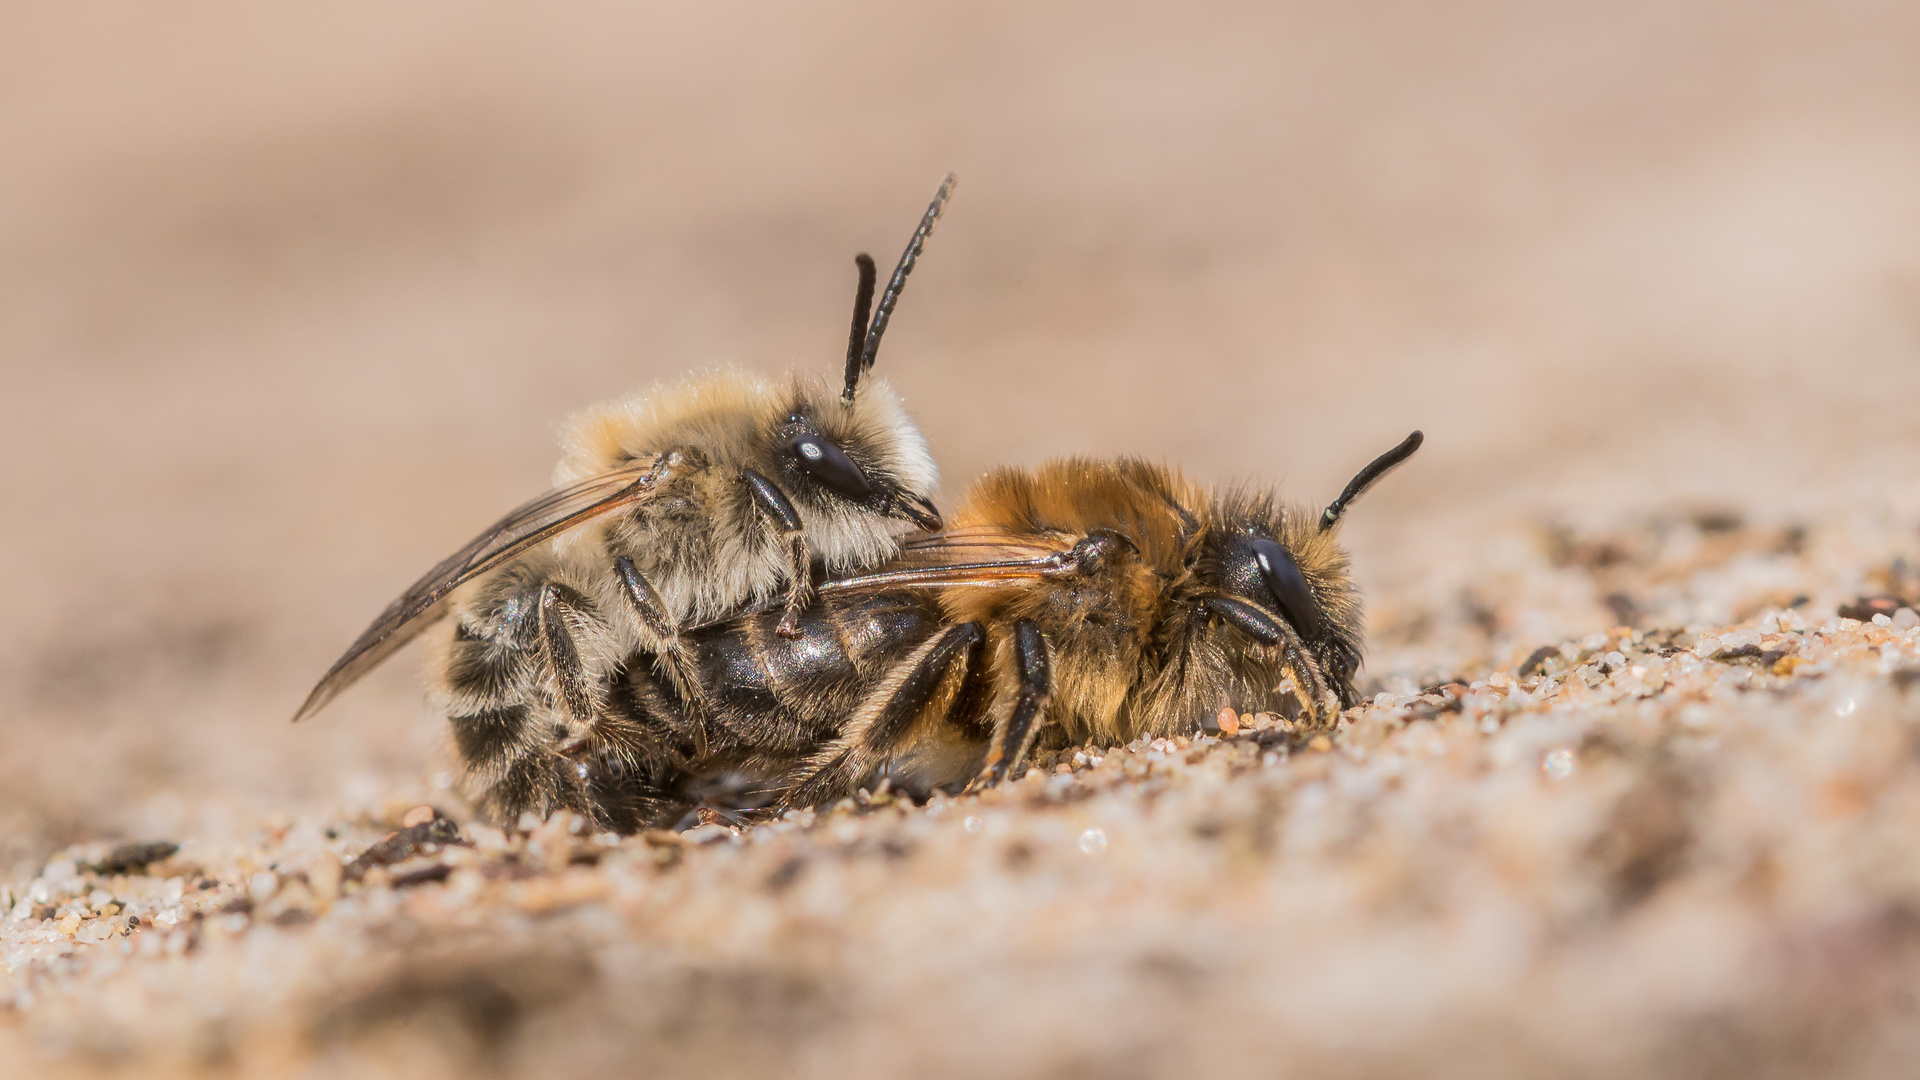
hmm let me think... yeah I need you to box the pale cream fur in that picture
[428,364,942,807]
[545,368,936,624]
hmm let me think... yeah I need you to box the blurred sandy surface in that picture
[3,0,1920,1072]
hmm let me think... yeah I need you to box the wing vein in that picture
[293,462,660,722]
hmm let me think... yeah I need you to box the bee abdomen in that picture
[696,632,780,714]
[485,749,587,824]
[443,623,544,705]
[647,594,945,768]
[449,704,540,774]
[758,604,866,719]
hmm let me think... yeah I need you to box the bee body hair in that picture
[568,447,1411,827]
[297,178,966,826]
[551,370,937,626]
[416,367,942,825]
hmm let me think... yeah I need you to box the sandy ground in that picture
[4,1,1920,1075]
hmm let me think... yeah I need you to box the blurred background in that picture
[3,0,1918,877]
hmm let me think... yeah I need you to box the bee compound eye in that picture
[784,433,875,502]
[1250,537,1323,640]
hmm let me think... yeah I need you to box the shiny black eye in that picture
[1250,537,1322,639]
[784,432,874,501]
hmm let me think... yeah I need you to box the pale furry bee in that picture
[295,178,959,821]
[561,433,1422,829]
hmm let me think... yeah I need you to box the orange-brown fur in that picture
[931,458,1363,755]
[508,452,1400,827]
[731,457,1375,810]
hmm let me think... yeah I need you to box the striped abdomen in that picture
[589,591,968,826]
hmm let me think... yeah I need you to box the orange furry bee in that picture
[557,434,1423,829]
[295,178,959,822]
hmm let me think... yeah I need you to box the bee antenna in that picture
[840,254,877,403]
[846,173,955,404]
[1319,430,1423,532]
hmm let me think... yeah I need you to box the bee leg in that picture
[858,621,982,758]
[1283,643,1342,725]
[538,582,650,780]
[612,555,710,756]
[774,534,813,639]
[981,620,1052,784]
[538,583,601,730]
[742,468,812,639]
[781,622,984,808]
[1204,594,1341,724]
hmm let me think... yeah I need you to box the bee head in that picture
[767,379,941,534]
[1196,432,1422,711]
[1201,504,1364,709]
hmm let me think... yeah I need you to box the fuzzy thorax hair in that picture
[541,368,939,623]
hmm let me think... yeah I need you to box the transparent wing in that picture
[897,524,1060,545]
[886,524,1075,563]
[816,546,1076,593]
[293,461,661,722]
[682,529,1080,634]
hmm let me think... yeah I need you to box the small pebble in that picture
[307,853,343,903]
[401,805,436,828]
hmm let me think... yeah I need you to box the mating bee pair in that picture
[296,177,1422,833]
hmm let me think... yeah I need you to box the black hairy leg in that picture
[742,468,813,639]
[776,534,811,638]
[537,582,654,772]
[983,620,1052,784]
[779,620,985,808]
[538,582,600,729]
[612,554,710,753]
[1205,593,1339,721]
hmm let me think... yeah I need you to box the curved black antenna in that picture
[845,173,955,402]
[840,253,878,403]
[1319,430,1423,532]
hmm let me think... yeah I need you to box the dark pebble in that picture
[1519,645,1559,677]
[1838,596,1905,622]
[344,817,468,882]
[89,841,181,876]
